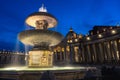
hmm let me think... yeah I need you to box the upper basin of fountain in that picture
[25,12,57,28]
[18,29,63,46]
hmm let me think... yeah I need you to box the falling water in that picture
[24,23,32,66]
[24,45,29,66]
[10,22,31,67]
[15,37,20,51]
[10,37,20,66]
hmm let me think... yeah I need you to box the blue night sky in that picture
[0,0,120,51]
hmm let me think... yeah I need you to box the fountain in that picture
[0,4,97,80]
[18,4,63,68]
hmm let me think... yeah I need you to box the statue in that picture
[35,20,48,30]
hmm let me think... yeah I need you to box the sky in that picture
[0,0,120,51]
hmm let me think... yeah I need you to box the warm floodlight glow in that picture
[0,66,93,71]
[67,40,70,43]
[75,39,78,42]
[117,51,119,60]
[111,30,116,34]
[70,40,72,43]
[4,67,18,70]
[98,34,102,38]
[86,37,90,40]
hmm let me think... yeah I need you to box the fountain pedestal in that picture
[28,50,53,67]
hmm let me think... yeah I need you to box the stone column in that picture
[69,44,74,63]
[111,40,119,62]
[81,44,85,63]
[117,39,120,61]
[105,41,112,62]
[86,45,91,63]
[92,44,97,63]
[98,43,104,63]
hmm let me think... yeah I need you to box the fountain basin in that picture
[0,66,90,71]
[0,66,97,80]
[18,29,63,46]
[25,12,57,28]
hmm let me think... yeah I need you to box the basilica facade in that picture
[54,25,120,66]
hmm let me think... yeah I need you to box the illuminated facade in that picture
[54,26,120,65]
